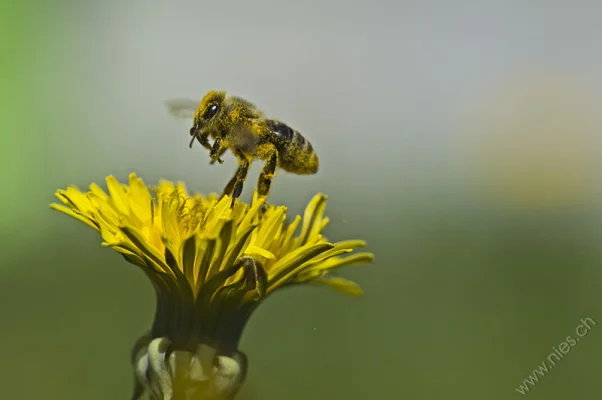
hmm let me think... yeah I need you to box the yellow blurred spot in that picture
[469,73,601,208]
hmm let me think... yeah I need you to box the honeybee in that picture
[166,91,319,204]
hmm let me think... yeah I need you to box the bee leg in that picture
[222,150,251,206]
[257,151,278,199]
[209,138,225,164]
[209,147,227,165]
[191,131,224,163]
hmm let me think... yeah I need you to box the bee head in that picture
[189,90,226,140]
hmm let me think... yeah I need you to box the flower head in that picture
[51,173,373,399]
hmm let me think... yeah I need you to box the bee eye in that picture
[203,104,219,119]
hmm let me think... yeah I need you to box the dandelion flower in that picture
[50,174,374,400]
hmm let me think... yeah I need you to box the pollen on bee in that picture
[228,109,241,121]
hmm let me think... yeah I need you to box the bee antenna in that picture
[189,135,196,148]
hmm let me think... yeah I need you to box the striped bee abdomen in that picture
[266,119,319,175]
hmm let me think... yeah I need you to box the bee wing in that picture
[165,99,200,119]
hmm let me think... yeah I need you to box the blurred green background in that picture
[2,1,602,399]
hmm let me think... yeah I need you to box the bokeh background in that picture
[2,1,602,399]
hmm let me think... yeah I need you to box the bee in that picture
[166,91,319,204]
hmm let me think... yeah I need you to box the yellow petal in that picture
[314,252,375,272]
[203,196,232,235]
[333,240,367,249]
[49,204,100,231]
[252,207,285,249]
[120,226,172,276]
[297,193,327,246]
[106,175,129,215]
[128,173,153,224]
[268,243,334,291]
[56,187,95,216]
[244,245,275,260]
[314,277,364,296]
[88,182,108,200]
